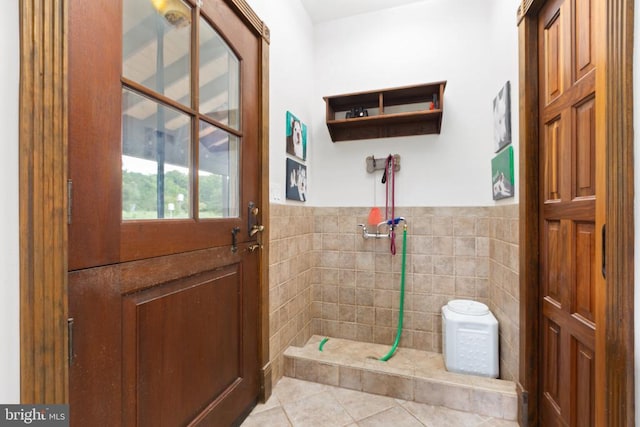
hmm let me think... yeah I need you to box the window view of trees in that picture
[122,169,224,219]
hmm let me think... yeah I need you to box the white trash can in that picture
[442,299,499,378]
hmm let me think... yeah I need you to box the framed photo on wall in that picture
[491,146,514,200]
[286,111,307,161]
[493,81,512,153]
[286,158,307,202]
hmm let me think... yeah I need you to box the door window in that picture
[121,0,240,221]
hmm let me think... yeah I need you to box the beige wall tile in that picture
[412,274,433,294]
[355,289,374,306]
[453,217,476,236]
[469,388,507,418]
[414,380,471,411]
[340,305,357,323]
[454,237,476,256]
[433,256,454,275]
[433,236,454,255]
[339,366,363,391]
[362,372,414,401]
[432,216,452,236]
[268,204,519,387]
[411,236,434,255]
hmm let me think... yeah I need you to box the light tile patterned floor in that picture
[241,377,519,427]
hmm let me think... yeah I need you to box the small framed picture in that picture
[286,111,307,161]
[492,146,514,200]
[493,81,512,153]
[286,158,307,202]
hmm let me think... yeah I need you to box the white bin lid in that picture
[446,299,489,316]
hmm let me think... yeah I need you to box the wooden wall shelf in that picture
[323,81,446,142]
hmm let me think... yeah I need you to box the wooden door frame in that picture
[517,0,634,425]
[18,0,273,405]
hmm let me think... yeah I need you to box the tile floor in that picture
[241,377,519,427]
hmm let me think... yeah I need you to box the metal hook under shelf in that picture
[366,154,401,174]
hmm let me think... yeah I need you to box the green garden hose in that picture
[319,337,329,351]
[379,224,408,361]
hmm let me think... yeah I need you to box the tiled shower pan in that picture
[283,335,517,421]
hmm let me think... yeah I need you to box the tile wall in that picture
[268,205,315,383]
[268,204,520,386]
[488,204,520,382]
[311,207,491,354]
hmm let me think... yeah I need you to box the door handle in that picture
[602,224,606,279]
[250,224,264,237]
[248,201,259,237]
[231,226,240,253]
[247,202,264,237]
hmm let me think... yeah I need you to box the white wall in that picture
[310,0,520,207]
[245,0,315,204]
[490,0,521,207]
[249,0,520,208]
[0,0,21,403]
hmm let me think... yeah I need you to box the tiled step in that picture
[283,335,517,421]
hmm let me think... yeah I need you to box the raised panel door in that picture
[538,0,597,424]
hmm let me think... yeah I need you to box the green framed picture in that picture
[491,146,514,200]
[286,111,307,161]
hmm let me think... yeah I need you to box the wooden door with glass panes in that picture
[68,0,263,425]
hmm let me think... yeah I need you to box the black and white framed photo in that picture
[493,81,512,153]
[286,158,307,202]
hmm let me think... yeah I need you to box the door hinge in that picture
[67,179,73,225]
[67,317,74,366]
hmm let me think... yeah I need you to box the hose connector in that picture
[386,216,405,226]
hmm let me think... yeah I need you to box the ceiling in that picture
[299,0,428,23]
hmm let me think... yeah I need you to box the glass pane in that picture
[122,89,191,220]
[123,0,191,106]
[199,17,240,129]
[199,120,239,218]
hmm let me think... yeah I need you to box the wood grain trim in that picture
[227,0,270,43]
[602,0,635,424]
[517,14,540,427]
[19,0,69,403]
[258,36,271,402]
[225,0,271,402]
[518,0,545,22]
[594,0,607,424]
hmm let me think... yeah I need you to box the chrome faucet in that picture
[358,217,405,239]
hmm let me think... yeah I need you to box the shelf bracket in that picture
[366,154,401,174]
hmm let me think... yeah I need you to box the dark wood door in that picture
[67,0,263,425]
[538,0,597,425]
